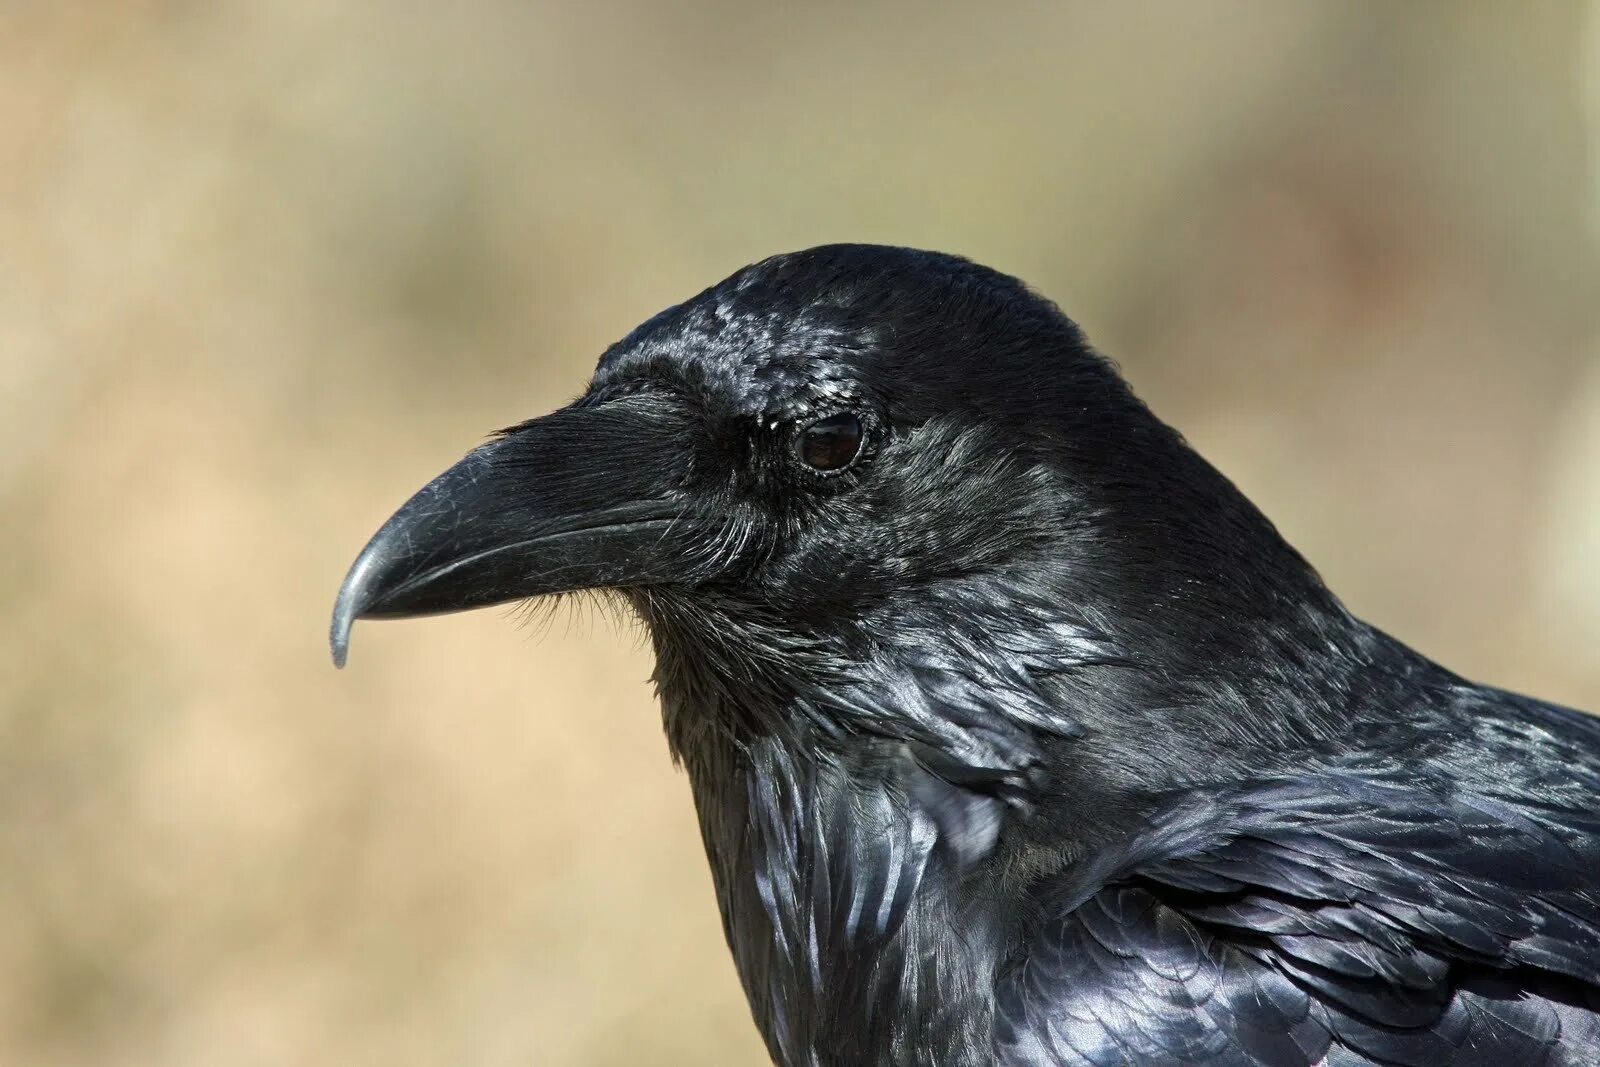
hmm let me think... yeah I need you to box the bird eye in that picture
[795,412,864,473]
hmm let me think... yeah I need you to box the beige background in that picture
[5,3,1599,1064]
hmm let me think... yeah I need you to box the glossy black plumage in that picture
[332,245,1600,1065]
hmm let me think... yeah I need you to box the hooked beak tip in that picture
[329,621,351,669]
[329,596,355,669]
[330,548,381,669]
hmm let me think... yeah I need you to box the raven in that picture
[331,245,1600,1065]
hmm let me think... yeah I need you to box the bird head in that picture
[333,245,1336,775]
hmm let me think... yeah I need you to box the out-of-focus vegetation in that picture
[3,3,1598,1064]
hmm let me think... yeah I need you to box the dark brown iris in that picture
[796,412,864,472]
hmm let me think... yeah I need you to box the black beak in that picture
[330,394,704,667]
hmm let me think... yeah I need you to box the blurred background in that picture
[4,2,1599,1064]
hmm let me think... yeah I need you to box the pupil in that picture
[800,413,862,471]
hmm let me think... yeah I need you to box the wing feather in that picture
[997,761,1600,1065]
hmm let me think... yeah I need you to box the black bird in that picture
[331,245,1600,1065]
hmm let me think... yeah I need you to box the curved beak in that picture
[330,394,705,667]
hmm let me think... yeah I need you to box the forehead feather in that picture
[596,275,881,418]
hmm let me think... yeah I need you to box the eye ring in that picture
[793,411,866,474]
